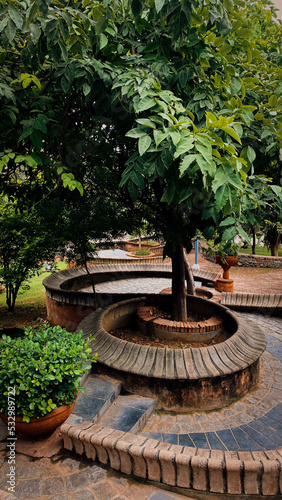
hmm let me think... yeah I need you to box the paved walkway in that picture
[0,256,281,499]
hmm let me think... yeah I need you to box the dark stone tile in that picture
[150,433,163,441]
[83,375,119,399]
[272,405,282,417]
[73,395,106,419]
[248,419,282,446]
[260,415,282,436]
[265,409,282,424]
[150,492,183,499]
[189,433,209,449]
[162,433,178,445]
[215,429,240,451]
[179,434,195,448]
[206,432,227,451]
[102,407,145,432]
[232,427,263,451]
[119,395,155,411]
[240,424,277,450]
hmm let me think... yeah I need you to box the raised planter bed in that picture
[78,296,266,412]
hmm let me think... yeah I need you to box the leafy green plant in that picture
[135,248,150,256]
[210,240,241,257]
[0,324,97,422]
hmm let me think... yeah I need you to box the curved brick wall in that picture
[43,264,219,331]
[78,296,266,412]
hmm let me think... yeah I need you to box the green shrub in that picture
[135,248,150,255]
[0,324,97,422]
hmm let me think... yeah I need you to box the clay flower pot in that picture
[215,255,238,279]
[0,397,77,437]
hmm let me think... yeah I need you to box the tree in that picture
[0,199,65,311]
[0,0,281,319]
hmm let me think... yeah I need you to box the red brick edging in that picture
[61,421,282,496]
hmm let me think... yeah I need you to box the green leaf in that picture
[131,171,145,189]
[179,154,197,177]
[6,19,16,42]
[230,77,242,95]
[128,180,139,200]
[8,6,23,29]
[221,126,241,144]
[195,143,212,162]
[83,83,91,96]
[219,216,236,227]
[246,146,256,164]
[100,33,108,50]
[95,16,107,35]
[136,97,156,113]
[136,118,156,129]
[153,130,167,147]
[126,128,146,139]
[222,226,237,242]
[161,185,175,205]
[215,184,229,209]
[155,0,165,12]
[174,137,194,158]
[236,225,249,242]
[138,135,151,156]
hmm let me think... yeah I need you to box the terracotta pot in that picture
[0,397,77,436]
[215,255,238,279]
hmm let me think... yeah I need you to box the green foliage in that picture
[134,248,150,255]
[210,240,241,257]
[0,324,97,422]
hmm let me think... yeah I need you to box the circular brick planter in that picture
[78,296,266,412]
[136,305,223,342]
[43,264,220,331]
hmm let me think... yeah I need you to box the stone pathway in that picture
[141,313,282,451]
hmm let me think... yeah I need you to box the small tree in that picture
[0,201,62,312]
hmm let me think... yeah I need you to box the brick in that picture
[175,451,194,488]
[143,442,161,482]
[208,457,225,493]
[191,455,208,491]
[90,426,114,464]
[103,430,126,471]
[115,434,136,475]
[159,449,176,486]
[225,452,242,495]
[244,460,263,495]
[68,422,94,455]
[261,460,280,496]
[128,436,148,479]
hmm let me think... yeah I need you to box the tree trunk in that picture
[270,243,279,257]
[138,233,141,251]
[183,249,196,296]
[171,242,187,321]
[251,226,256,255]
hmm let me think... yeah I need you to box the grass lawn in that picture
[0,261,67,329]
[239,245,282,257]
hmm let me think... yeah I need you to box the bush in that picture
[0,324,97,422]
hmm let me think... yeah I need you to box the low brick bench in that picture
[61,421,282,496]
[222,292,282,312]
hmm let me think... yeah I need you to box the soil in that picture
[109,327,229,349]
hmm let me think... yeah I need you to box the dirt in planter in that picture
[109,327,229,349]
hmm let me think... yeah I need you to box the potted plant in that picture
[0,324,97,436]
[212,241,241,279]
